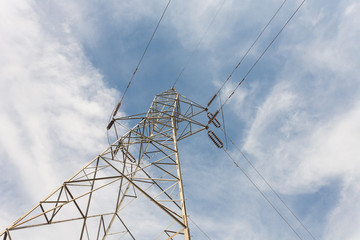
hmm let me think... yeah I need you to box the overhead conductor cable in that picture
[215,0,307,113]
[112,0,172,118]
[226,135,318,240]
[207,0,288,108]
[208,0,315,239]
[223,148,304,240]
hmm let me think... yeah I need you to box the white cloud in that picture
[236,1,360,239]
[33,0,164,47]
[324,174,360,240]
[0,0,119,231]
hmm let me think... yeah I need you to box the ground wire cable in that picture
[224,133,318,240]
[172,0,228,88]
[210,0,306,117]
[111,0,172,118]
[106,0,172,145]
[206,0,287,108]
[222,148,304,240]
[214,118,317,238]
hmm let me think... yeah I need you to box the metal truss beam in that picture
[1,88,207,240]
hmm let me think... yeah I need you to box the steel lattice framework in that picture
[1,88,208,240]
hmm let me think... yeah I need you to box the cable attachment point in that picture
[107,119,115,130]
[207,93,217,107]
[113,102,122,117]
[207,110,219,125]
[208,130,223,148]
[207,112,221,128]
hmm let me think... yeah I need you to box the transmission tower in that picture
[1,88,208,240]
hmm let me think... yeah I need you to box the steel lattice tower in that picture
[1,88,208,239]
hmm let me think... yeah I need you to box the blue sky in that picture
[1,0,360,239]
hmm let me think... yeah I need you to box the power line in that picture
[207,0,306,129]
[225,135,318,240]
[222,148,304,240]
[172,0,228,88]
[112,0,172,118]
[206,0,287,109]
[206,0,288,147]
[206,3,313,236]
[218,0,306,111]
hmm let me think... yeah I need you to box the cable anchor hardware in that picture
[208,130,223,148]
[113,102,122,117]
[207,93,217,107]
[207,112,221,128]
[207,110,219,125]
[107,119,115,130]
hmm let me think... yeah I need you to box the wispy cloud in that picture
[235,1,360,239]
[1,0,360,239]
[0,0,118,230]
